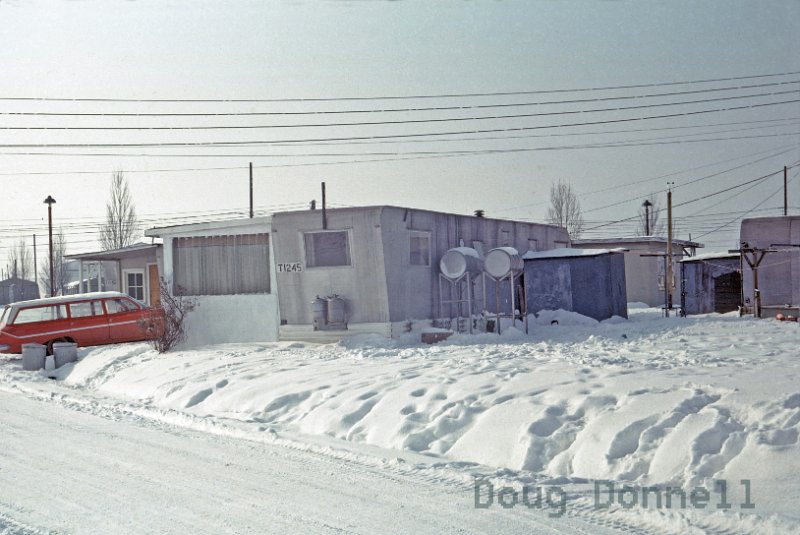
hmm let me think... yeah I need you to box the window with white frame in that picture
[304,230,351,267]
[124,270,145,302]
[409,232,431,266]
[173,233,270,295]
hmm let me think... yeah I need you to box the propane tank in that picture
[327,295,346,327]
[312,295,328,330]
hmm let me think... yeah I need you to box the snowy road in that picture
[0,389,629,535]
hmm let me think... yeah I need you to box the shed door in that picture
[713,271,741,314]
[148,264,161,307]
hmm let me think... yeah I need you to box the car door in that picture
[104,298,146,342]
[67,300,110,346]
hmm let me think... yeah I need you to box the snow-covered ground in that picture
[1,307,799,534]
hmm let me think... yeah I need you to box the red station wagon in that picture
[0,291,159,354]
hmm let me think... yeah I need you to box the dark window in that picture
[304,231,351,267]
[173,234,271,296]
[410,233,431,266]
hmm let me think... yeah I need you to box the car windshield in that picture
[0,306,8,326]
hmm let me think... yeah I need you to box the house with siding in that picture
[65,243,162,305]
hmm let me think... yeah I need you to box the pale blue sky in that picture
[0,0,798,269]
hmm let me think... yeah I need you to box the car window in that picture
[105,298,138,314]
[0,306,8,325]
[12,305,67,324]
[69,301,104,318]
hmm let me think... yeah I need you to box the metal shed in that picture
[0,277,39,305]
[522,248,627,321]
[572,236,702,307]
[679,253,741,315]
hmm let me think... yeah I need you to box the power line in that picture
[580,149,799,216]
[692,172,800,239]
[2,70,797,102]
[584,165,800,232]
[3,88,797,120]
[4,98,796,153]
[2,80,798,125]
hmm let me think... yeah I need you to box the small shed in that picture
[522,248,627,321]
[0,277,40,305]
[572,236,702,307]
[679,253,742,315]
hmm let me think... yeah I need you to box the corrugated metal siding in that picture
[380,207,570,322]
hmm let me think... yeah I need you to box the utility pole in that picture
[321,181,327,230]
[784,165,788,216]
[249,162,254,219]
[44,196,56,297]
[32,234,37,290]
[643,199,652,236]
[666,183,674,314]
[729,244,778,318]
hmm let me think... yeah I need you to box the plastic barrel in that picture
[327,295,346,325]
[21,343,47,371]
[53,342,78,368]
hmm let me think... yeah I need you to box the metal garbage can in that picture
[21,343,47,371]
[53,342,78,368]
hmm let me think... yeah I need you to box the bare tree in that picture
[636,195,665,236]
[39,228,69,296]
[546,180,585,239]
[139,278,196,352]
[100,171,139,250]
[7,238,33,280]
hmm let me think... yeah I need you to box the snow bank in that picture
[2,311,798,531]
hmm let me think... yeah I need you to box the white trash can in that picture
[21,343,47,371]
[53,342,78,368]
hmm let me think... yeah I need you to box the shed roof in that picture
[523,247,627,260]
[679,252,740,263]
[573,236,703,248]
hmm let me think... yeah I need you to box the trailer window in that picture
[410,232,430,266]
[304,231,351,267]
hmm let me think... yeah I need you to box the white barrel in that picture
[439,247,483,280]
[53,342,78,368]
[22,343,46,371]
[485,247,524,278]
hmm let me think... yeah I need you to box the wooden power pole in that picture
[666,184,674,315]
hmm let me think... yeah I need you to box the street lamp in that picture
[44,195,56,297]
[642,199,653,236]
